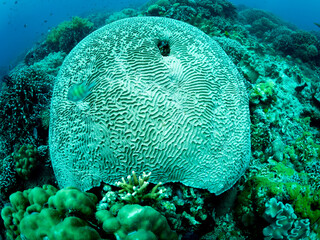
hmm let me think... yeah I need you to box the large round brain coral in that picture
[49,17,250,195]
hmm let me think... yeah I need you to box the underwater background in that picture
[1,0,320,239]
[1,0,320,77]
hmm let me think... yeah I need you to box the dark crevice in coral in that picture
[157,40,170,56]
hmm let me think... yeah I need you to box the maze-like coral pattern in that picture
[49,17,250,195]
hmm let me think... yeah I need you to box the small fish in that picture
[67,81,95,102]
[44,20,47,23]
[24,24,27,28]
[14,1,17,4]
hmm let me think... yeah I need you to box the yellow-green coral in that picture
[284,130,320,170]
[46,16,93,44]
[46,16,94,53]
[250,80,276,105]
[236,162,320,237]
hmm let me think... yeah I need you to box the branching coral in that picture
[0,65,53,147]
[97,172,212,234]
[116,171,166,203]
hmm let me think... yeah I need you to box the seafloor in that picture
[0,0,320,239]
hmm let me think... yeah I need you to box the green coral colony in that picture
[1,0,320,239]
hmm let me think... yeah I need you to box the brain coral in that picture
[49,17,250,195]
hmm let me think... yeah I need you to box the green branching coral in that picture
[13,144,38,180]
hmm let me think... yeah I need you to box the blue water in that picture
[230,0,320,31]
[0,0,149,76]
[1,0,320,77]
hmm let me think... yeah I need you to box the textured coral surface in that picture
[49,17,250,195]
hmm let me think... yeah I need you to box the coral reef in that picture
[46,16,94,53]
[236,162,320,237]
[1,185,58,239]
[238,8,320,65]
[105,8,139,24]
[143,0,239,36]
[0,65,53,148]
[24,17,93,66]
[1,0,320,239]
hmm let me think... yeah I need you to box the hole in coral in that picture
[157,40,170,56]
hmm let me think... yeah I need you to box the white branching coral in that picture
[116,171,166,203]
